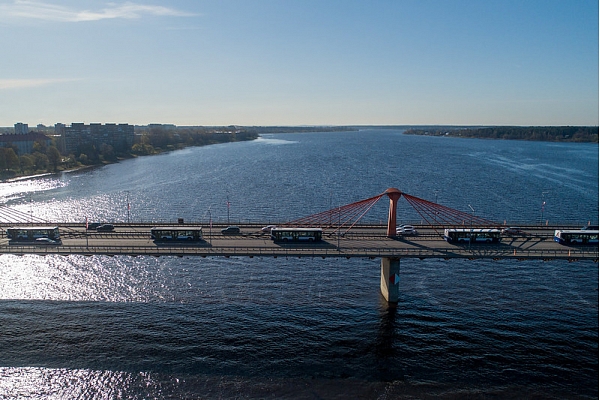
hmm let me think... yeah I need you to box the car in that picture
[86,222,102,230]
[261,225,276,233]
[96,224,115,232]
[35,237,60,245]
[221,226,241,234]
[396,224,417,235]
[501,227,524,235]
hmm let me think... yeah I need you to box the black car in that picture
[221,226,240,234]
[96,224,115,232]
[87,222,102,230]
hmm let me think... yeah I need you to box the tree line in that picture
[403,126,599,142]
[131,126,258,156]
[0,141,63,180]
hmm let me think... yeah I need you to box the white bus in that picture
[6,226,60,242]
[270,227,323,243]
[554,230,599,245]
[151,226,203,241]
[443,228,501,244]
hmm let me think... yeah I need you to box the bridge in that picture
[1,188,597,303]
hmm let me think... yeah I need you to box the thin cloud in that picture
[0,78,81,89]
[0,1,197,22]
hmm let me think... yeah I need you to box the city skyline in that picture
[1,0,598,127]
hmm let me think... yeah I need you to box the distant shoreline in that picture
[238,125,599,143]
[399,126,598,143]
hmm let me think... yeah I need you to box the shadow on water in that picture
[375,297,399,382]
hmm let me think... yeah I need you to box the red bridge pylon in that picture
[385,188,402,237]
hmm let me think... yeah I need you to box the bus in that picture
[554,229,599,245]
[151,226,203,242]
[270,227,323,243]
[443,228,501,244]
[6,226,61,242]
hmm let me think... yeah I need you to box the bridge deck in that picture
[1,224,597,261]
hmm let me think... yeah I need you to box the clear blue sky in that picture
[1,0,598,126]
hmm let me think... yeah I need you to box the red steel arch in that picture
[284,189,500,235]
[283,193,386,235]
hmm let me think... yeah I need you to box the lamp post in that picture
[540,191,550,226]
[337,204,341,250]
[126,191,130,224]
[468,204,475,249]
[226,196,230,225]
[208,208,212,245]
[433,190,440,224]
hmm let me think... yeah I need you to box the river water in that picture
[0,130,598,398]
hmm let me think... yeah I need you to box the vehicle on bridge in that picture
[86,222,102,230]
[271,227,323,243]
[396,224,417,236]
[151,226,203,241]
[35,237,60,245]
[6,226,61,243]
[261,225,277,233]
[221,226,241,235]
[96,224,114,232]
[554,229,599,245]
[501,226,525,236]
[443,228,501,244]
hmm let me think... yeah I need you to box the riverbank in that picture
[1,130,260,182]
[1,159,127,183]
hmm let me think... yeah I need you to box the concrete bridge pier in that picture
[380,257,400,303]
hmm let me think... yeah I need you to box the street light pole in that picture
[126,191,130,224]
[541,191,550,226]
[226,196,230,225]
[468,204,475,250]
[208,208,212,245]
[337,204,341,250]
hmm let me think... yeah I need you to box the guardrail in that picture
[1,244,597,261]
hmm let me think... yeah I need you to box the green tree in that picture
[3,147,19,171]
[78,153,89,165]
[33,152,49,171]
[32,140,48,153]
[19,154,34,173]
[0,148,7,170]
[47,146,62,171]
[99,143,116,161]
[65,153,78,168]
[131,143,155,155]
[0,147,19,172]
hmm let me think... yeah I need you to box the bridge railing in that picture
[1,244,597,261]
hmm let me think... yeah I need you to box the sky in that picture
[0,0,598,127]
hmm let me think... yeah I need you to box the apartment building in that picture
[55,122,135,154]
